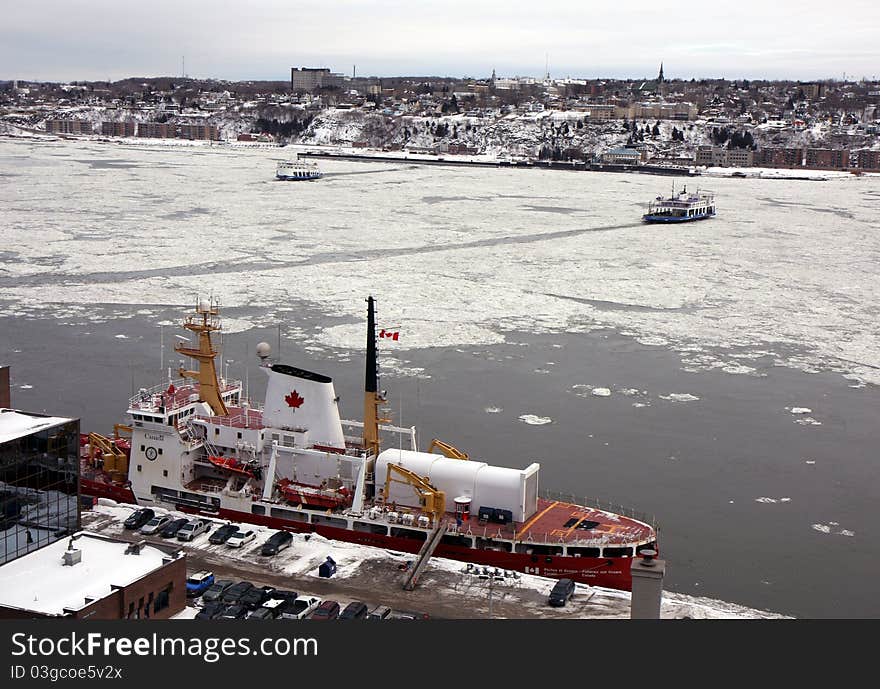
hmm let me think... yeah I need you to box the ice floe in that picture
[519,414,552,425]
[658,393,700,402]
[812,522,855,536]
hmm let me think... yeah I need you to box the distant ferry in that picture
[276,154,322,181]
[643,185,715,223]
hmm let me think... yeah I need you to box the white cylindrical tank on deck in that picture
[376,449,539,521]
[262,364,345,449]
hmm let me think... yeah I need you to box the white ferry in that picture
[276,154,322,181]
[643,185,715,223]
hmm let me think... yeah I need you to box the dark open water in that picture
[3,304,877,618]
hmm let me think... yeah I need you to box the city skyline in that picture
[2,1,879,83]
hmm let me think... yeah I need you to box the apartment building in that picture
[45,120,92,135]
[805,148,849,169]
[291,67,344,92]
[855,149,880,170]
[101,121,137,137]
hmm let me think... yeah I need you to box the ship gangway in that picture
[402,522,447,591]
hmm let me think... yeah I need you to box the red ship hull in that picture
[80,477,137,504]
[78,482,642,590]
[219,507,635,590]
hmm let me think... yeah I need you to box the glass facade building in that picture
[1,411,80,565]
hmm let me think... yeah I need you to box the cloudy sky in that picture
[3,1,879,82]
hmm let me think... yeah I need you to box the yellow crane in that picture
[427,438,469,460]
[86,432,129,481]
[383,464,446,523]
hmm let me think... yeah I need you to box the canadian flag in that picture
[379,328,400,341]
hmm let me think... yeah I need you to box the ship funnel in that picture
[262,364,345,449]
[363,296,383,457]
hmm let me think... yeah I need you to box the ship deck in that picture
[436,497,655,546]
[128,380,243,415]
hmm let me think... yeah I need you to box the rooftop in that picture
[0,531,182,616]
[0,408,75,444]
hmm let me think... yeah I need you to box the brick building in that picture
[0,532,186,620]
[137,122,174,138]
[178,124,219,140]
[805,148,850,169]
[45,120,92,135]
[754,148,804,167]
[101,121,137,137]
[855,149,880,170]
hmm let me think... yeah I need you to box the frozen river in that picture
[2,138,879,617]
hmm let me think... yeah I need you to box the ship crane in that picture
[382,463,446,523]
[427,438,469,460]
[85,432,129,482]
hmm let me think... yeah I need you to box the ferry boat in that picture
[275,154,322,181]
[81,299,658,591]
[643,185,715,223]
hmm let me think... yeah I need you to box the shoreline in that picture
[4,131,872,181]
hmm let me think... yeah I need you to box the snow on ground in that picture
[2,139,879,386]
[85,501,788,619]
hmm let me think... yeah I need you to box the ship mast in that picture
[362,296,384,457]
[175,298,228,416]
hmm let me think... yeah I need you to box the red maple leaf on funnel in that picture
[285,390,305,409]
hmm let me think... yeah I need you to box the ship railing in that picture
[539,488,658,529]
[341,420,418,451]
[192,410,259,429]
[128,379,243,412]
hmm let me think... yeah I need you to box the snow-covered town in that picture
[2,67,880,172]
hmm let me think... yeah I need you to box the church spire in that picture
[658,62,664,83]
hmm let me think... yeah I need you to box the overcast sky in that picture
[3,1,879,83]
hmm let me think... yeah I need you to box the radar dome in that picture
[256,342,272,360]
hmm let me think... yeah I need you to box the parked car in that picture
[280,595,321,620]
[123,508,155,530]
[366,605,392,620]
[310,600,340,621]
[208,523,239,545]
[221,581,255,604]
[177,518,212,542]
[139,514,172,536]
[194,601,227,620]
[339,601,369,620]
[240,586,275,610]
[261,530,293,556]
[248,598,291,620]
[217,604,249,620]
[247,606,279,620]
[548,578,576,607]
[159,517,190,539]
[387,609,430,620]
[185,570,215,598]
[201,579,234,604]
[269,589,298,603]
[226,528,256,548]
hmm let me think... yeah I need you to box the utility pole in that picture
[488,574,494,619]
